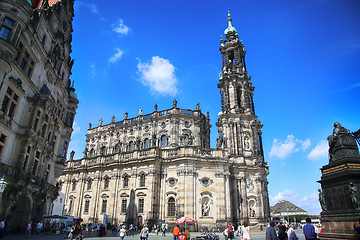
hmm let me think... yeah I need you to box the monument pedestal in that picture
[317,123,360,240]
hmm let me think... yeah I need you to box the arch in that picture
[139,173,146,187]
[128,141,135,151]
[89,148,95,157]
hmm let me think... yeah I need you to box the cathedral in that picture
[0,0,77,232]
[58,13,270,229]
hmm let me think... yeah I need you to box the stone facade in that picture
[0,0,78,232]
[58,13,270,229]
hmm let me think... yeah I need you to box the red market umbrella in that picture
[175,217,197,224]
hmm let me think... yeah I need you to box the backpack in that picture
[228,226,233,233]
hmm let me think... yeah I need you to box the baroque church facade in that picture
[59,13,270,228]
[0,0,77,231]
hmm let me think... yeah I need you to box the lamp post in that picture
[0,177,7,217]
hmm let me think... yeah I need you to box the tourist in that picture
[118,225,127,240]
[0,219,5,239]
[266,221,277,240]
[240,220,252,240]
[162,225,166,236]
[173,225,179,240]
[68,225,76,240]
[278,225,288,240]
[227,223,234,240]
[140,224,149,240]
[36,220,43,237]
[303,217,316,240]
[287,223,298,240]
[26,221,32,236]
[184,228,190,240]
[354,218,360,240]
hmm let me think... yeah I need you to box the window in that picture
[129,141,135,151]
[168,197,176,217]
[144,138,150,149]
[61,141,68,157]
[87,180,92,190]
[160,135,167,148]
[138,199,144,213]
[72,181,76,191]
[33,110,41,132]
[41,114,49,138]
[0,17,15,40]
[139,174,145,187]
[1,87,19,119]
[123,175,129,188]
[17,44,34,76]
[32,151,40,175]
[0,133,7,158]
[23,145,32,170]
[101,199,107,213]
[121,199,127,213]
[66,112,74,127]
[104,177,109,189]
[84,200,90,214]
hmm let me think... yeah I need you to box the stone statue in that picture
[125,112,128,119]
[112,115,115,123]
[188,136,193,145]
[173,99,177,108]
[327,122,350,161]
[219,72,222,79]
[154,104,158,111]
[196,103,200,111]
[88,122,92,129]
[139,108,142,115]
[84,148,88,158]
[202,199,210,216]
[244,136,250,149]
[152,134,157,147]
[349,181,360,208]
[70,150,75,160]
[216,136,223,149]
[136,137,141,149]
[318,189,327,212]
[247,180,254,192]
[99,118,103,126]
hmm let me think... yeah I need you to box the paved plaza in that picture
[2,230,306,240]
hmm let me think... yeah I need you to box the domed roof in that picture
[224,12,238,38]
[69,80,77,99]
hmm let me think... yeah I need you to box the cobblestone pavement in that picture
[2,230,306,240]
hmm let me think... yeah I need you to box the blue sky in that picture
[68,0,360,215]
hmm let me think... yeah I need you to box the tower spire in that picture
[224,11,238,39]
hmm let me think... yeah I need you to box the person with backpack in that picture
[227,223,234,240]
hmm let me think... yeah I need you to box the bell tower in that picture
[216,12,264,159]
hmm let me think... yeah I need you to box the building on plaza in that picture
[270,200,307,219]
[0,0,78,231]
[58,13,270,229]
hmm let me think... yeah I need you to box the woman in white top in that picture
[240,220,252,240]
[118,225,127,240]
[287,223,298,240]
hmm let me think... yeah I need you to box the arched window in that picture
[139,174,146,187]
[104,177,109,189]
[237,87,242,108]
[129,141,135,151]
[144,138,150,149]
[123,175,129,188]
[168,197,176,217]
[89,148,94,157]
[87,179,92,190]
[84,199,90,214]
[160,135,167,148]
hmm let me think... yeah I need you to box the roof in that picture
[270,200,306,214]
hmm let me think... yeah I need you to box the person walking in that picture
[303,217,316,240]
[266,221,277,240]
[162,225,166,236]
[140,225,149,240]
[118,225,127,240]
[173,225,179,240]
[26,221,32,237]
[240,220,252,240]
[278,225,288,240]
[36,221,43,237]
[287,224,298,240]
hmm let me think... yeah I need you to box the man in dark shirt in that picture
[303,217,316,240]
[266,221,277,240]
[355,218,360,240]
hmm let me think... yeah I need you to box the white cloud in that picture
[270,189,321,215]
[72,121,80,134]
[269,135,310,159]
[109,48,124,63]
[137,56,178,96]
[89,64,97,78]
[113,19,129,35]
[89,4,98,14]
[307,140,328,161]
[75,2,98,14]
